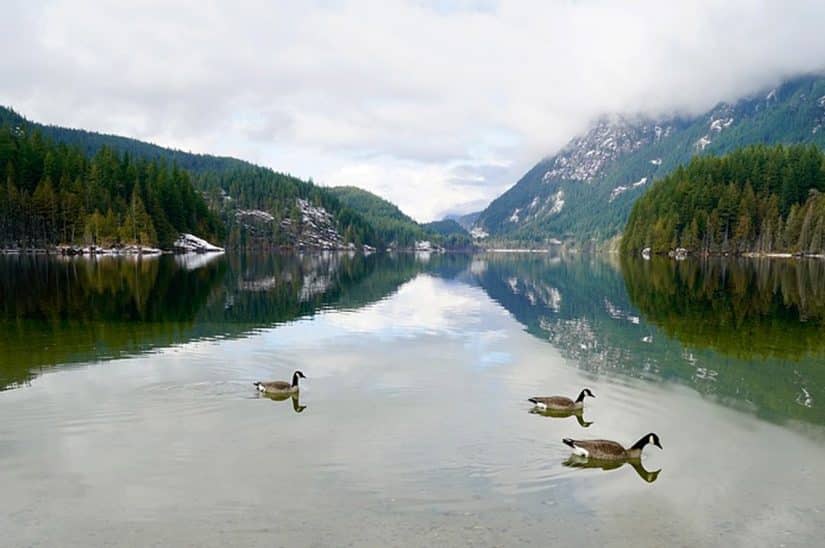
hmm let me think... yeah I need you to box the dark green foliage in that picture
[0,106,248,175]
[0,124,222,248]
[622,256,825,361]
[424,219,468,236]
[622,145,825,255]
[329,186,474,249]
[329,186,427,247]
[423,219,473,248]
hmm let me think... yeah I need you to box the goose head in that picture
[637,432,662,450]
[576,388,596,402]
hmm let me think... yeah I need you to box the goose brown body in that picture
[528,388,594,411]
[254,370,305,395]
[562,433,662,460]
[256,380,295,393]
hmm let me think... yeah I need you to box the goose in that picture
[562,433,662,460]
[528,388,595,411]
[253,370,305,395]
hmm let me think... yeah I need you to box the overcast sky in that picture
[3,1,825,221]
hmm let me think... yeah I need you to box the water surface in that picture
[1,252,823,546]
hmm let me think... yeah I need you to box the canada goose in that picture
[253,370,305,395]
[562,433,662,460]
[528,388,595,411]
[563,455,661,483]
[529,407,593,428]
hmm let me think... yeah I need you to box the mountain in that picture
[0,106,383,249]
[0,107,247,175]
[622,144,825,255]
[444,211,480,231]
[474,74,825,244]
[328,186,427,246]
[423,219,468,237]
[329,186,473,249]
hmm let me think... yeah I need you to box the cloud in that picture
[2,0,825,220]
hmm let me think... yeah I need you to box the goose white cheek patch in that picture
[573,446,589,458]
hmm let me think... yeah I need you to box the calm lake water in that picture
[1,252,824,546]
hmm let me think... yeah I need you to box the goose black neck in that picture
[630,435,650,451]
[575,390,587,403]
[292,372,300,387]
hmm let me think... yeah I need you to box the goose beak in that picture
[655,441,663,449]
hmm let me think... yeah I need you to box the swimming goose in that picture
[562,433,662,460]
[253,370,305,395]
[528,388,594,411]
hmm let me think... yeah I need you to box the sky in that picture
[3,1,825,222]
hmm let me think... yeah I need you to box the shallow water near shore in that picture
[1,252,824,546]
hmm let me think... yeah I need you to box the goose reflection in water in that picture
[259,392,307,413]
[529,407,593,428]
[563,455,661,483]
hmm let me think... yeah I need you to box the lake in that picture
[1,252,824,546]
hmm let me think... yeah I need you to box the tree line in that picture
[0,125,222,249]
[621,144,825,255]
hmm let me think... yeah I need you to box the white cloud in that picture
[2,0,825,220]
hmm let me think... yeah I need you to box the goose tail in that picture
[527,398,539,404]
[562,438,575,448]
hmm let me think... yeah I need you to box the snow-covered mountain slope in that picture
[475,74,825,244]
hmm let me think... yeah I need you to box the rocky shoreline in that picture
[1,233,225,256]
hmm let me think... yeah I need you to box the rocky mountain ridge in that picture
[474,74,825,244]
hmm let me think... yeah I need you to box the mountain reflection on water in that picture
[0,251,822,428]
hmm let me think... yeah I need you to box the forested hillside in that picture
[0,125,221,249]
[330,186,473,248]
[0,107,380,249]
[475,74,825,245]
[329,186,426,246]
[621,145,825,255]
[0,107,248,175]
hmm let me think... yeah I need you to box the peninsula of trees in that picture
[621,145,825,256]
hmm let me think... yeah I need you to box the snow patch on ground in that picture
[547,190,565,215]
[235,209,274,222]
[709,117,734,133]
[470,226,489,239]
[609,177,648,202]
[696,135,712,151]
[509,208,521,223]
[174,233,224,253]
[650,158,662,166]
